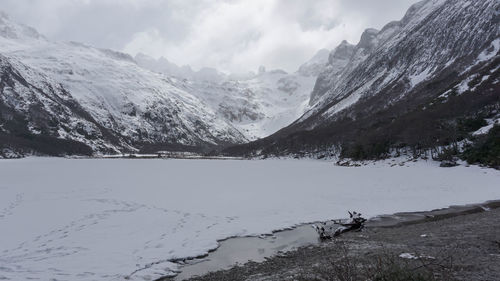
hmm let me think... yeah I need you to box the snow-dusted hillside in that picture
[136,51,328,140]
[0,12,247,156]
[0,53,124,154]
[302,0,500,125]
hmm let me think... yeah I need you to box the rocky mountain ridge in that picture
[223,0,500,162]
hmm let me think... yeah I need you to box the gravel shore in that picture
[173,202,500,281]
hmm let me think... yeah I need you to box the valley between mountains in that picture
[1,0,499,166]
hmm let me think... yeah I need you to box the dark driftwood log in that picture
[313,211,367,239]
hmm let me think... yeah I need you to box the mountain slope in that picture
[0,13,247,156]
[0,54,122,157]
[176,70,317,140]
[224,0,500,158]
[302,0,499,127]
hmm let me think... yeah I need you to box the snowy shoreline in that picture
[1,158,499,281]
[171,199,500,280]
[175,204,500,281]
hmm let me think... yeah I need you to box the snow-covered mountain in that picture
[0,12,250,156]
[134,53,228,83]
[134,51,328,140]
[0,53,121,155]
[225,0,500,157]
[176,69,316,140]
[301,0,499,126]
[0,11,328,156]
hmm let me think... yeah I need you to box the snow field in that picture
[0,158,499,280]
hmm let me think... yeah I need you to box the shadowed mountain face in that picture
[224,0,500,158]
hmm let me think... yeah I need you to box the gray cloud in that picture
[1,0,418,73]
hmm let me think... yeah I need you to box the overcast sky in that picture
[2,0,418,73]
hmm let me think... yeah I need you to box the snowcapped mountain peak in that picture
[99,48,136,63]
[296,0,499,132]
[297,48,330,77]
[311,49,331,61]
[134,53,191,78]
[309,41,354,105]
[0,11,43,42]
[196,67,226,82]
[329,41,355,63]
[135,53,227,82]
[308,0,493,111]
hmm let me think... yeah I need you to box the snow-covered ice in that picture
[0,158,499,280]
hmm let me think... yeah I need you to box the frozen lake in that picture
[0,158,499,280]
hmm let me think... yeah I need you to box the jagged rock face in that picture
[0,16,247,156]
[310,41,355,105]
[357,28,379,50]
[301,0,500,128]
[329,41,356,64]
